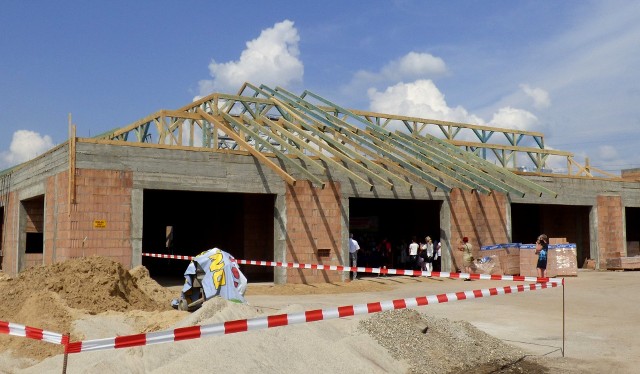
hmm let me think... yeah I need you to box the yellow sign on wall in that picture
[93,220,107,229]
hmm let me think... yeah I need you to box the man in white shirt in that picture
[349,233,360,280]
[408,237,419,270]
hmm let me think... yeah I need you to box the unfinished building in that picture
[1,83,639,283]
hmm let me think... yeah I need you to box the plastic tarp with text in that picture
[172,248,248,309]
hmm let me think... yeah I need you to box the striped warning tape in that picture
[142,252,563,284]
[0,320,68,345]
[65,281,557,353]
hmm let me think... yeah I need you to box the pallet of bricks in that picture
[480,238,578,277]
[478,244,520,275]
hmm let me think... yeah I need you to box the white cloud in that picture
[344,52,447,94]
[519,84,550,109]
[367,79,482,124]
[1,130,54,167]
[197,20,303,97]
[488,107,539,131]
[366,79,543,148]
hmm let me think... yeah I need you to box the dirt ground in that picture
[1,257,639,373]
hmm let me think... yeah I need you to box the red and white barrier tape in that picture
[66,281,557,353]
[0,320,68,345]
[142,252,563,284]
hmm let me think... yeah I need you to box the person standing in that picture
[535,234,549,280]
[433,241,442,272]
[421,236,434,272]
[349,233,360,280]
[458,236,473,280]
[408,237,419,270]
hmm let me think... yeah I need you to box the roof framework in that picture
[87,83,563,197]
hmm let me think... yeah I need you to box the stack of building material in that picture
[518,246,538,277]
[606,256,640,270]
[482,241,578,277]
[479,244,520,275]
[549,244,579,276]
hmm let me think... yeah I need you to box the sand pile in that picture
[0,256,174,360]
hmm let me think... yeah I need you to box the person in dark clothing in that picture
[535,234,549,279]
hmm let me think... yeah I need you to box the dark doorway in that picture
[19,195,45,271]
[511,203,590,267]
[349,197,441,271]
[0,207,4,270]
[142,190,275,282]
[625,207,640,256]
[26,233,44,253]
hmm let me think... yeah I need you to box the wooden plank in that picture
[272,98,395,190]
[223,112,325,188]
[263,117,374,191]
[197,109,297,186]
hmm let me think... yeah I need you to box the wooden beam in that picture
[271,98,397,190]
[197,109,297,186]
[263,117,374,191]
[276,116,395,190]
[223,113,326,188]
[449,140,573,157]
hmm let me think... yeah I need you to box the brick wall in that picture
[285,181,342,283]
[1,191,18,274]
[449,189,509,271]
[621,168,640,180]
[596,195,624,267]
[24,253,43,269]
[45,168,133,268]
[23,198,44,233]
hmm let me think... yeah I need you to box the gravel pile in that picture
[359,309,532,374]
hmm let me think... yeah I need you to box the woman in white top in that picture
[421,236,435,272]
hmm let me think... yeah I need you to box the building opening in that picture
[0,206,4,270]
[349,197,441,271]
[511,203,590,267]
[625,207,640,257]
[142,189,275,282]
[20,195,45,271]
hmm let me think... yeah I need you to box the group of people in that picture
[349,232,549,281]
[408,236,442,272]
[348,233,442,280]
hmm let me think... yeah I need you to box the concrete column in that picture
[341,196,350,281]
[440,197,452,272]
[589,204,598,269]
[17,200,26,272]
[130,188,143,268]
[505,196,513,243]
[273,192,287,284]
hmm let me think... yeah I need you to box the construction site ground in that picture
[243,270,640,373]
[0,257,638,373]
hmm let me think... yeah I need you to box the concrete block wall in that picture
[448,189,509,271]
[596,195,624,267]
[285,181,343,283]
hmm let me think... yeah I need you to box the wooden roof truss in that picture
[91,83,561,197]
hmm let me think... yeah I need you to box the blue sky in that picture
[1,1,639,174]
